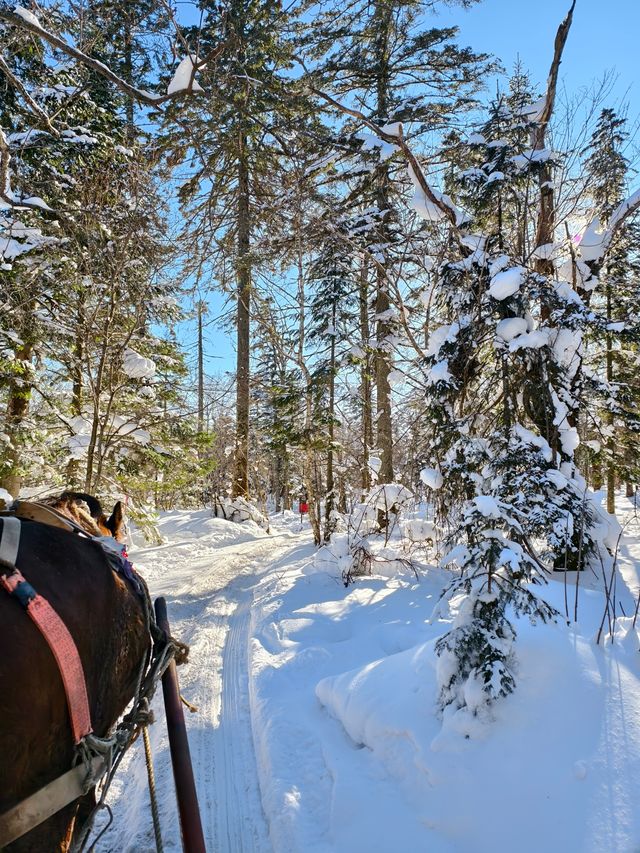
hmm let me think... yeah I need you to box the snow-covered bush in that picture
[210,494,269,531]
[318,484,418,585]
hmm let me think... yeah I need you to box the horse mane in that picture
[41,492,109,538]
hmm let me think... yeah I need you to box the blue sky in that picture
[436,0,638,115]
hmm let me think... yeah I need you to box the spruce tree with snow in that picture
[581,108,640,510]
[309,245,358,540]
[419,53,620,712]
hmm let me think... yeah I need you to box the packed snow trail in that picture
[99,514,309,853]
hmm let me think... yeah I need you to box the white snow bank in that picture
[248,501,640,853]
[250,563,448,853]
[151,508,269,544]
[316,615,640,853]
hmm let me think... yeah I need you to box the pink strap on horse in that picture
[0,517,92,745]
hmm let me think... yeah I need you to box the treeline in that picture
[1,0,639,540]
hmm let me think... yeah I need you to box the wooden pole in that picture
[154,597,206,853]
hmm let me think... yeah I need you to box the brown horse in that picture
[0,493,149,852]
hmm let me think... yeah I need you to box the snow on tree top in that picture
[520,96,547,122]
[469,495,502,518]
[508,329,549,353]
[420,468,444,490]
[380,122,403,137]
[495,317,528,342]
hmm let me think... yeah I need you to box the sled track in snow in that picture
[213,579,270,852]
[101,533,298,852]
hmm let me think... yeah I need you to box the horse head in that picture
[45,492,127,542]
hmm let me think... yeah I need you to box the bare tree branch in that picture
[534,0,576,148]
[533,1,576,261]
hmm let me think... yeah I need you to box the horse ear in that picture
[106,501,125,540]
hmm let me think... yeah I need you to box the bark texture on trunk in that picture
[0,340,33,497]
[373,0,394,487]
[324,301,337,542]
[232,137,251,499]
[359,259,373,497]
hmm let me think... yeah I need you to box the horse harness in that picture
[0,501,181,850]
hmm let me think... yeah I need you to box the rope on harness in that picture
[143,726,164,853]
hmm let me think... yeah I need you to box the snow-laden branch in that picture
[311,86,464,230]
[0,127,54,212]
[0,5,219,106]
[0,52,59,134]
[579,187,640,264]
[608,187,640,233]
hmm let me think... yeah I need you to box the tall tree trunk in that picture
[324,300,337,542]
[605,284,615,514]
[66,287,86,488]
[292,165,321,544]
[274,452,282,513]
[84,288,117,492]
[0,337,34,497]
[197,300,204,435]
[123,13,135,141]
[359,258,373,497]
[373,0,394,487]
[232,135,251,498]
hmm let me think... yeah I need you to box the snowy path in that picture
[100,520,307,853]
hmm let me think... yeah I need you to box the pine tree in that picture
[309,245,358,540]
[167,0,295,500]
[0,3,184,498]
[582,108,640,511]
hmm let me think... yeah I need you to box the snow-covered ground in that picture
[101,502,640,853]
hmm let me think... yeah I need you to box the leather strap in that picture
[0,756,105,848]
[0,515,20,565]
